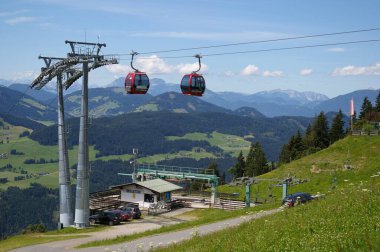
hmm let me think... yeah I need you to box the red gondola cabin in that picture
[180,73,205,96]
[125,72,150,94]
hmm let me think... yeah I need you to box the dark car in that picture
[282,192,314,206]
[89,211,122,226]
[119,205,141,219]
[111,209,130,222]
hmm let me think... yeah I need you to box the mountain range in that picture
[2,78,379,119]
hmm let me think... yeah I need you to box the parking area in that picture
[88,208,196,242]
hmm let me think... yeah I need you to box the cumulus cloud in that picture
[223,71,236,77]
[105,55,208,76]
[332,63,380,76]
[134,55,173,74]
[300,68,313,76]
[176,62,209,75]
[0,9,29,17]
[327,47,345,53]
[4,16,36,25]
[240,65,259,76]
[105,64,130,74]
[262,70,283,77]
[11,70,39,81]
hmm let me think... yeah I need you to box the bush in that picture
[22,224,46,234]
[19,131,30,138]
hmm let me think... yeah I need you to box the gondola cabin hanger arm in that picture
[125,51,150,94]
[180,54,206,97]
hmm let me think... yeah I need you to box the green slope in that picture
[0,122,237,190]
[158,136,380,251]
[218,136,380,200]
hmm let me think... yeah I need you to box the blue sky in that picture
[1,0,380,97]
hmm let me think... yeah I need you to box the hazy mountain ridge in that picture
[0,86,56,121]
[1,79,378,119]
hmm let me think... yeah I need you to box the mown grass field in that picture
[155,136,380,251]
[0,234,88,252]
[0,122,98,189]
[0,123,248,190]
[218,136,380,201]
[166,131,252,156]
[158,182,380,251]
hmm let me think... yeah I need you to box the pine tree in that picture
[245,143,255,177]
[290,131,306,160]
[375,91,380,113]
[312,112,330,150]
[207,162,219,177]
[329,110,345,144]
[279,131,306,163]
[207,162,221,184]
[359,96,373,120]
[252,142,269,176]
[279,143,291,164]
[229,151,245,178]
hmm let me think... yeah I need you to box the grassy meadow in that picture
[156,136,380,251]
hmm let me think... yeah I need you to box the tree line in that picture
[229,142,272,178]
[278,91,380,164]
[278,111,345,164]
[353,91,380,130]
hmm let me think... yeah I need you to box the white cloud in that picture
[332,63,380,76]
[223,71,236,77]
[4,16,37,25]
[327,47,345,53]
[262,70,283,77]
[105,55,208,76]
[135,55,173,74]
[0,9,29,17]
[176,62,209,75]
[240,65,259,76]
[300,68,313,76]
[105,64,130,74]
[10,70,39,82]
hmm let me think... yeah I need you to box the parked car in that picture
[282,192,314,207]
[119,204,141,219]
[111,209,130,222]
[89,211,122,226]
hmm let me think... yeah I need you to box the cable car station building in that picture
[111,179,182,209]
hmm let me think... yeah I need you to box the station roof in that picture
[111,178,182,194]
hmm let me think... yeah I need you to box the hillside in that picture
[63,87,152,117]
[0,86,56,121]
[233,107,265,118]
[30,111,312,161]
[315,89,380,116]
[161,136,380,251]
[133,92,230,113]
[8,83,56,103]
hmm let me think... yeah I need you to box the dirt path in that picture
[10,208,281,252]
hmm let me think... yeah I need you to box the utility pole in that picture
[57,72,73,227]
[74,60,89,227]
[38,56,73,228]
[132,148,138,183]
[31,41,118,229]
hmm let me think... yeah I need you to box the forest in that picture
[30,111,312,161]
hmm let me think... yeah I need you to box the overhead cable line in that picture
[116,38,380,60]
[108,27,380,56]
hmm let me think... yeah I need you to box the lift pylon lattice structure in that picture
[31,40,118,228]
[119,163,219,204]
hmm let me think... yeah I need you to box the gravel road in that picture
[11,208,281,252]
